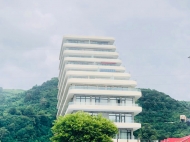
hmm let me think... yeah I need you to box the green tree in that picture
[50,111,118,142]
[137,124,158,142]
[0,127,9,140]
[8,108,17,115]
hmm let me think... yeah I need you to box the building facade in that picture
[57,35,142,141]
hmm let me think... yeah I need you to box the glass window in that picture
[107,86,111,90]
[127,130,132,139]
[99,69,116,72]
[108,113,120,122]
[119,129,132,139]
[120,98,126,106]
[110,97,117,105]
[126,98,133,105]
[80,96,86,102]
[116,114,120,122]
[109,114,115,122]
[100,97,108,104]
[120,129,128,139]
[98,86,105,90]
[121,114,125,123]
[90,41,109,45]
[88,86,97,89]
[75,96,90,103]
[125,114,132,123]
[76,96,80,102]
[92,97,100,104]
[67,40,88,44]
[95,97,100,103]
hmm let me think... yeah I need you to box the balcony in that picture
[70,85,140,91]
[64,102,142,115]
[114,122,141,131]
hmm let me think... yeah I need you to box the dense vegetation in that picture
[134,89,190,140]
[0,78,58,142]
[0,78,190,141]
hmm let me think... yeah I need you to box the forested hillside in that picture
[134,89,190,140]
[0,78,190,141]
[0,78,58,142]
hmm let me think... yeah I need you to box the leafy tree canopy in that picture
[135,123,157,142]
[50,111,118,142]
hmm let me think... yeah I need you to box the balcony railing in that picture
[68,102,139,107]
[69,85,141,92]
[67,76,129,80]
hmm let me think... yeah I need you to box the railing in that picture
[67,76,129,80]
[69,85,141,92]
[66,62,119,66]
[110,119,137,123]
[64,55,115,59]
[64,48,115,52]
[68,102,139,107]
[65,40,110,45]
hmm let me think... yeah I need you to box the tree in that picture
[0,127,9,140]
[23,106,34,116]
[8,108,17,115]
[137,124,158,142]
[50,111,118,142]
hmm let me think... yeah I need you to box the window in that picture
[88,86,97,89]
[108,113,132,123]
[90,41,109,45]
[100,97,108,103]
[91,97,100,104]
[110,97,120,105]
[125,114,132,123]
[99,69,115,72]
[67,40,88,44]
[120,129,131,139]
[126,98,133,105]
[98,86,105,90]
[121,114,125,123]
[76,96,90,103]
[109,114,115,122]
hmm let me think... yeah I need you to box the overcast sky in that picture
[0,0,190,100]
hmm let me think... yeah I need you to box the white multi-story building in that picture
[57,35,142,141]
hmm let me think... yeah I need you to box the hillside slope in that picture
[0,78,58,142]
[135,89,190,140]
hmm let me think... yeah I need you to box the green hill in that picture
[0,78,190,141]
[134,89,190,140]
[0,78,58,142]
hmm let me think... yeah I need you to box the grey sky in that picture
[0,0,190,100]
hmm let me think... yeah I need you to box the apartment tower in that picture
[57,36,142,141]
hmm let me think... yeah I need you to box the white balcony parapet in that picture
[70,85,141,91]
[68,102,139,106]
[64,103,142,115]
